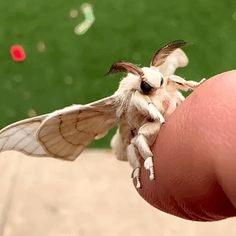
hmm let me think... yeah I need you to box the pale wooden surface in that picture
[0,149,236,236]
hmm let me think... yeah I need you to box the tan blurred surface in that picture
[0,150,236,236]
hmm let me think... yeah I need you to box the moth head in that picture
[145,40,188,93]
[106,61,163,95]
[139,67,164,94]
[106,40,187,95]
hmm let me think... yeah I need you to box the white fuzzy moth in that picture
[0,40,205,188]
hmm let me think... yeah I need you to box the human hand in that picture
[136,70,236,221]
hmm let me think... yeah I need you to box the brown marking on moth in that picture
[162,99,170,111]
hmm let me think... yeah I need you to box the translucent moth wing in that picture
[151,40,187,67]
[157,48,189,76]
[0,96,119,160]
[0,115,48,157]
[36,95,119,160]
[150,40,189,76]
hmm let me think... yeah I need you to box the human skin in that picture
[136,70,236,221]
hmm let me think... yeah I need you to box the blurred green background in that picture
[0,0,236,147]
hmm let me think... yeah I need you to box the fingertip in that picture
[136,70,236,220]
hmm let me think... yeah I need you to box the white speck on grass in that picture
[69,9,79,18]
[36,41,46,52]
[28,109,37,117]
[64,76,74,85]
[13,74,23,83]
[232,11,236,20]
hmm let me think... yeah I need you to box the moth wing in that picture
[0,115,49,157]
[158,49,189,76]
[37,95,119,161]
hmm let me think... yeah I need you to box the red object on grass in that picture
[10,45,26,62]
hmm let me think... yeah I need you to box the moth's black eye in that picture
[140,81,153,94]
[160,77,164,86]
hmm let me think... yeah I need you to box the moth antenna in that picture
[106,61,144,77]
[151,40,188,67]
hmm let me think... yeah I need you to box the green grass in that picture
[0,0,236,147]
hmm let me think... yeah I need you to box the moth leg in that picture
[183,78,206,90]
[148,103,165,124]
[168,75,206,91]
[131,91,165,123]
[127,143,141,188]
[133,121,161,180]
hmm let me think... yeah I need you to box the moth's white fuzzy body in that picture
[113,65,184,137]
[111,67,183,165]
